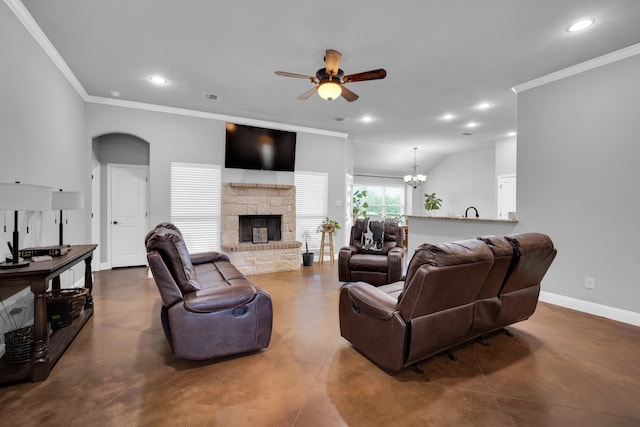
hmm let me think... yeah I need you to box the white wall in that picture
[420,146,496,218]
[516,53,640,314]
[85,103,352,248]
[0,3,88,284]
[495,137,517,177]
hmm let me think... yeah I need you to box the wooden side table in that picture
[0,244,96,383]
[319,230,334,264]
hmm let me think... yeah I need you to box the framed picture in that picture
[252,227,268,244]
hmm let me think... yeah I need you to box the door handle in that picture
[113,221,118,225]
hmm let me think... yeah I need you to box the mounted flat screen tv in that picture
[225,123,296,172]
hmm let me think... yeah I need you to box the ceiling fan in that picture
[275,49,387,102]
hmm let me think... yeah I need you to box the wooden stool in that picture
[319,230,334,264]
[401,225,409,250]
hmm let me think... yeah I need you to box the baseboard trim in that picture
[539,291,640,327]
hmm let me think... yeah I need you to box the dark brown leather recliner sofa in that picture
[339,233,556,371]
[338,218,405,286]
[145,223,272,360]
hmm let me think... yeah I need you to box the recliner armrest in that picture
[190,251,231,265]
[388,246,404,256]
[340,245,359,256]
[346,282,399,320]
[183,283,256,313]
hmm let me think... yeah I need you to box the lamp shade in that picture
[0,183,52,211]
[318,81,342,101]
[52,190,84,210]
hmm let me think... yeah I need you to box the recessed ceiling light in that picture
[566,18,595,32]
[507,131,517,137]
[477,102,492,110]
[361,116,373,123]
[149,75,169,85]
[466,122,477,128]
[442,113,454,120]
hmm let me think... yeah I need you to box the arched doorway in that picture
[91,133,150,269]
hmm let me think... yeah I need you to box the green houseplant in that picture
[352,190,368,221]
[317,217,341,235]
[424,192,443,215]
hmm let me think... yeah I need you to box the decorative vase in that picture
[302,253,315,266]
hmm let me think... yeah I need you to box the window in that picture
[170,162,221,252]
[295,171,328,252]
[353,184,404,220]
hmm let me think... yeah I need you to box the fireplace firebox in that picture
[239,215,282,243]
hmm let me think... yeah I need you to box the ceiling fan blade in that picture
[324,49,342,76]
[340,85,359,102]
[297,86,318,100]
[343,68,387,83]
[276,71,317,82]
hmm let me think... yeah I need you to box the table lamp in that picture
[0,182,53,269]
[52,189,84,247]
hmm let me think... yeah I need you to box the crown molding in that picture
[86,96,348,138]
[7,0,348,139]
[512,42,640,94]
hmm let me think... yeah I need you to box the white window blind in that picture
[295,171,328,252]
[170,162,221,252]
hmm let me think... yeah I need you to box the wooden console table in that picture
[0,244,96,384]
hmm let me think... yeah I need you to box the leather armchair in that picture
[145,223,272,360]
[338,218,405,286]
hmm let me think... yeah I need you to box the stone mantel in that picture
[227,182,295,190]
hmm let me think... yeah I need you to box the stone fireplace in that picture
[221,183,301,275]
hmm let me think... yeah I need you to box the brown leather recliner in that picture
[485,233,557,331]
[145,223,272,360]
[339,233,556,371]
[338,218,405,286]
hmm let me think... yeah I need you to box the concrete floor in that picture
[1,262,639,426]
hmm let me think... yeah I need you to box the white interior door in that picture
[498,174,516,219]
[110,164,149,267]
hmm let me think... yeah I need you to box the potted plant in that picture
[352,190,368,223]
[301,229,314,266]
[317,217,341,235]
[424,192,443,216]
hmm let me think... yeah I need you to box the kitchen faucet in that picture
[465,206,479,218]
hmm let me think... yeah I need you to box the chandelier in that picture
[404,147,426,188]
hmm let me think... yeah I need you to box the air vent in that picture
[462,132,473,136]
[203,92,222,101]
[333,117,349,122]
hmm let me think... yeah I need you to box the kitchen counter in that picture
[405,215,519,250]
[407,215,517,223]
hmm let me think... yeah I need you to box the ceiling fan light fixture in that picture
[318,81,342,101]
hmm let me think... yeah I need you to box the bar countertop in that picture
[406,215,518,223]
